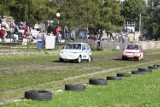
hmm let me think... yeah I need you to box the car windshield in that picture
[64,44,81,50]
[126,44,139,50]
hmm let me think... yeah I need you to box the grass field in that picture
[0,49,160,106]
[2,68,160,107]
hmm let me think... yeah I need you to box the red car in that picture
[122,43,144,61]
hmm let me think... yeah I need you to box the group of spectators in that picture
[92,29,130,43]
[0,15,134,45]
[0,16,36,42]
[47,22,69,43]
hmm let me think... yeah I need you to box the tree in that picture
[101,0,124,31]
[121,0,146,31]
[2,0,60,26]
[59,0,101,30]
[143,0,160,40]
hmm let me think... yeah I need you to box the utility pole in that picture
[139,13,141,34]
[5,0,6,15]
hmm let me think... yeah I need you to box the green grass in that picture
[2,68,160,107]
[0,49,160,103]
[0,49,159,91]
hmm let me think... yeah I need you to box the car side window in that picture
[82,45,86,50]
[65,44,72,49]
[86,44,90,50]
[74,44,81,49]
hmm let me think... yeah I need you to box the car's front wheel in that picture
[87,56,92,62]
[59,58,64,62]
[77,56,82,63]
[138,55,141,61]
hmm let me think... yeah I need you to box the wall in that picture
[89,40,160,50]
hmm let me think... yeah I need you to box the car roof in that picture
[67,42,88,45]
[126,43,141,46]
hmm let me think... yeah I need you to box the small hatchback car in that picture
[59,42,92,63]
[122,43,143,61]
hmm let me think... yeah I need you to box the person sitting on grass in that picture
[97,40,103,51]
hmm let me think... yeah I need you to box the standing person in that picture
[55,26,61,43]
[84,27,89,40]
[64,25,69,40]
[47,24,53,34]
[37,32,44,50]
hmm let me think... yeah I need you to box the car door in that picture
[82,44,91,59]
[81,44,88,59]
[85,44,92,56]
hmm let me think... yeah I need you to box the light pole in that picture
[56,12,60,25]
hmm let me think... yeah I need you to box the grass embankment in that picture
[2,68,160,107]
[0,49,160,103]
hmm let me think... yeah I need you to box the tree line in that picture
[0,0,160,40]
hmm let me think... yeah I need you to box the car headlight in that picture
[60,52,63,55]
[123,52,126,54]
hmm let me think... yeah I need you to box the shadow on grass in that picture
[113,58,138,62]
[53,60,77,63]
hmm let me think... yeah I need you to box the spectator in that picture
[19,22,24,30]
[13,26,22,40]
[0,27,6,42]
[37,32,45,50]
[101,30,107,40]
[55,26,62,43]
[23,26,33,42]
[64,25,69,40]
[97,40,103,51]
[47,24,53,34]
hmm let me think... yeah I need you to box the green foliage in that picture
[121,0,146,21]
[60,0,102,30]
[0,0,124,32]
[0,0,159,39]
[101,0,124,31]
[144,0,160,40]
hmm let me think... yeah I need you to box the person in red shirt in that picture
[23,26,33,42]
[0,27,6,42]
[55,26,61,43]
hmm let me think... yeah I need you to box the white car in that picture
[59,42,92,63]
[122,43,143,61]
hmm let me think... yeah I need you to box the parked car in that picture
[122,43,143,61]
[59,42,92,63]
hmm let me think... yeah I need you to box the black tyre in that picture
[148,66,158,69]
[65,84,86,91]
[106,76,122,80]
[138,68,152,72]
[76,56,82,63]
[59,58,64,62]
[25,90,52,101]
[131,71,145,74]
[87,56,92,62]
[89,78,107,85]
[122,56,127,60]
[154,64,160,67]
[117,73,131,77]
